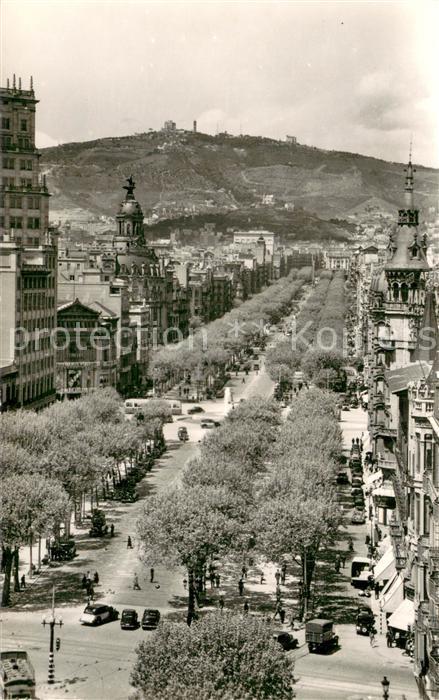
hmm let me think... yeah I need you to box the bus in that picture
[350,556,372,589]
[124,398,182,417]
[0,651,36,699]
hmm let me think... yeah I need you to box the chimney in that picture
[193,120,197,133]
[30,76,33,91]
[6,78,10,88]
[18,77,22,90]
[13,74,16,89]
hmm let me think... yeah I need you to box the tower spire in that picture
[404,139,416,208]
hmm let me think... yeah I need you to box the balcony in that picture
[412,398,434,418]
[429,574,439,606]
[424,472,439,504]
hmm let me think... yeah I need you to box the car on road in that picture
[305,619,339,654]
[142,608,161,630]
[80,604,119,626]
[178,426,189,442]
[355,606,375,635]
[336,472,350,485]
[351,509,366,524]
[200,419,220,429]
[188,406,204,414]
[273,631,298,651]
[120,609,139,630]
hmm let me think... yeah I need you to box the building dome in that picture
[120,200,142,216]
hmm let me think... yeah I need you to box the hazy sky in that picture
[2,0,438,166]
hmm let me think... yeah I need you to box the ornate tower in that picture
[382,152,429,369]
[114,176,144,251]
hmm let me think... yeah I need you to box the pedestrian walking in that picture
[241,564,248,579]
[374,581,380,600]
[209,572,215,589]
[369,628,376,647]
[273,602,282,620]
[89,584,95,601]
[215,573,220,588]
[110,524,115,537]
[133,573,141,590]
[243,601,249,614]
[81,574,87,589]
[275,569,281,585]
[20,574,26,589]
[290,613,295,630]
[334,555,340,574]
[127,536,133,549]
[183,578,188,590]
[219,594,225,610]
[279,608,286,624]
[238,577,244,596]
[260,572,265,584]
[150,567,155,583]
[93,571,99,584]
[340,553,346,568]
[281,561,287,584]
[348,536,354,551]
[386,629,393,648]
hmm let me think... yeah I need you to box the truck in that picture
[0,651,36,699]
[305,618,339,654]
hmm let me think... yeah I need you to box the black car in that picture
[188,406,204,414]
[336,472,350,485]
[142,608,161,630]
[120,609,139,630]
[273,631,298,651]
[356,607,375,635]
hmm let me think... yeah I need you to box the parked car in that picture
[273,631,298,651]
[336,472,350,485]
[120,609,139,630]
[178,427,189,442]
[351,509,366,525]
[305,619,339,653]
[356,607,375,635]
[200,419,220,429]
[80,604,119,626]
[50,539,76,561]
[188,406,204,414]
[141,608,161,630]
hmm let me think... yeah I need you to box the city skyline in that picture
[2,0,438,167]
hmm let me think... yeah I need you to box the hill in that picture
[40,130,439,240]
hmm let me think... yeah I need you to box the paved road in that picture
[1,360,276,700]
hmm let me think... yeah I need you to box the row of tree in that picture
[0,389,170,606]
[133,389,343,698]
[265,271,348,391]
[149,268,313,391]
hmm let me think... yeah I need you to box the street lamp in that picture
[42,586,63,685]
[381,676,390,699]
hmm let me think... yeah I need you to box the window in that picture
[28,195,40,209]
[2,176,15,187]
[2,136,12,149]
[2,157,14,169]
[1,117,10,130]
[27,217,40,229]
[10,195,22,208]
[10,216,22,229]
[27,160,33,170]
[20,120,28,132]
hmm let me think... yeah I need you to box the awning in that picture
[373,547,396,582]
[380,573,404,613]
[372,485,395,499]
[387,598,415,632]
[365,469,383,488]
[378,535,392,555]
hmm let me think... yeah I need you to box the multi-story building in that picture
[0,77,57,410]
[233,229,277,256]
[56,298,118,399]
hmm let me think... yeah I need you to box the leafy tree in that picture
[136,485,241,625]
[131,613,295,700]
[0,475,70,606]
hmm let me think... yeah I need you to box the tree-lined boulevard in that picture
[0,273,417,700]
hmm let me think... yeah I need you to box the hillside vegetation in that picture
[41,130,438,240]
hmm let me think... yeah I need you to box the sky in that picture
[2,0,439,167]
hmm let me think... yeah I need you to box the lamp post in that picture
[42,586,63,685]
[381,675,390,699]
